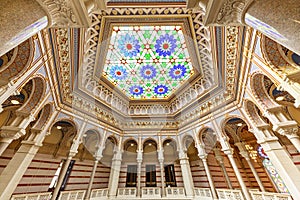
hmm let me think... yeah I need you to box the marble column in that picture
[158,135,165,197]
[108,136,123,198]
[223,148,251,200]
[213,147,233,189]
[0,110,58,200]
[136,151,143,197]
[51,151,76,200]
[235,142,265,192]
[85,159,100,200]
[202,0,300,55]
[178,150,195,198]
[108,150,123,198]
[51,121,87,200]
[0,0,48,56]
[200,155,218,199]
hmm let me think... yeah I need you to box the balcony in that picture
[10,188,293,200]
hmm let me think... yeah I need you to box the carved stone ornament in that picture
[204,0,254,26]
[36,0,91,27]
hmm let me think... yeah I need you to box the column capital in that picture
[204,0,254,26]
[0,126,26,140]
[223,147,234,156]
[273,121,298,137]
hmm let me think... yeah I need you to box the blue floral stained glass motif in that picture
[103,25,194,99]
[257,146,289,194]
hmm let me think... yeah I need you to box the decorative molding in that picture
[36,0,91,27]
[204,0,254,26]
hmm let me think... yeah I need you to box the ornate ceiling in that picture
[49,5,247,132]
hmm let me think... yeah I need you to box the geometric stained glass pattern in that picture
[102,25,194,99]
[262,159,289,194]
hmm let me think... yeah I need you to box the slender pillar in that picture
[108,136,123,198]
[224,148,251,200]
[51,121,87,200]
[158,135,165,197]
[214,148,233,189]
[235,142,265,192]
[85,159,99,200]
[178,150,195,197]
[136,135,143,197]
[51,152,75,200]
[201,156,218,199]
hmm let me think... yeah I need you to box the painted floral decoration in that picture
[169,64,187,79]
[118,33,140,58]
[110,65,128,80]
[155,34,177,57]
[140,65,157,79]
[130,85,144,96]
[154,85,168,95]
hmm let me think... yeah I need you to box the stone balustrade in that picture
[165,187,185,198]
[216,188,244,200]
[117,187,137,198]
[250,191,292,200]
[141,187,161,198]
[90,188,108,200]
[194,188,213,200]
[10,192,52,200]
[58,190,86,200]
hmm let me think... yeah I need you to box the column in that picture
[158,136,165,197]
[0,81,20,113]
[223,148,252,200]
[212,120,251,200]
[108,136,123,198]
[0,110,58,200]
[51,121,87,200]
[0,114,35,156]
[85,159,100,200]
[213,147,233,189]
[84,130,106,199]
[235,142,265,192]
[193,130,218,199]
[0,0,48,56]
[178,150,195,197]
[177,135,194,197]
[136,135,143,197]
[202,0,300,55]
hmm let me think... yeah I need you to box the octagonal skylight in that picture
[102,25,194,100]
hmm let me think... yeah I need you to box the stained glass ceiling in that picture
[102,25,194,100]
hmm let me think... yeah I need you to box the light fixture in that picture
[148,143,152,146]
[236,123,243,127]
[276,96,285,101]
[166,143,170,146]
[130,143,134,146]
[56,126,62,130]
[11,100,20,105]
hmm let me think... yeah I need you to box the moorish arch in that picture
[0,39,34,87]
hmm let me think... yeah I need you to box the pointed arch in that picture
[31,103,53,131]
[17,76,46,115]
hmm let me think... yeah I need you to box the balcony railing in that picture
[216,189,244,200]
[58,190,86,200]
[90,188,108,200]
[165,187,185,198]
[11,192,52,200]
[141,187,161,198]
[117,187,137,198]
[194,188,213,200]
[250,191,292,200]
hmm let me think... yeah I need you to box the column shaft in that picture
[160,162,166,196]
[137,161,142,197]
[108,151,122,197]
[0,142,39,200]
[51,156,73,200]
[226,153,251,200]
[85,160,98,200]
[245,158,265,192]
[179,156,194,197]
[202,158,218,199]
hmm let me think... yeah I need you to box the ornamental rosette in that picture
[109,65,128,80]
[155,34,177,57]
[169,64,187,79]
[140,65,157,79]
[118,33,140,58]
